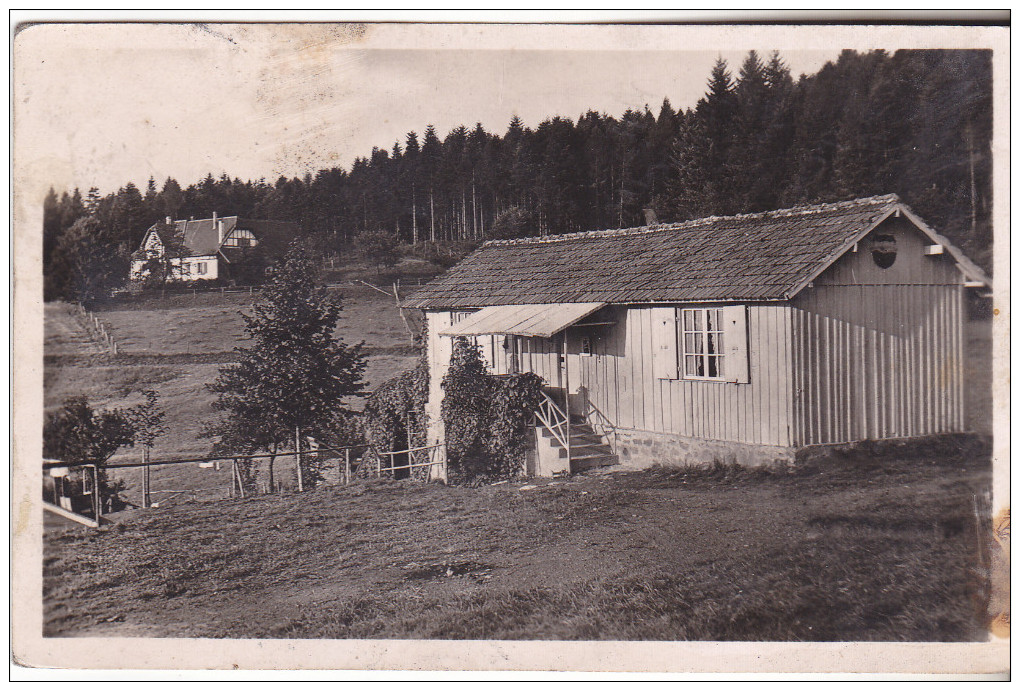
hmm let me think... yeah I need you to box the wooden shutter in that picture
[652,307,679,379]
[722,305,749,383]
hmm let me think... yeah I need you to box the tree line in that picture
[43,48,993,301]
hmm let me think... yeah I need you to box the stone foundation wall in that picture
[612,428,798,469]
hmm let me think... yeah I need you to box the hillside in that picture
[43,284,422,505]
[43,437,994,640]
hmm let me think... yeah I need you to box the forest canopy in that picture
[43,49,993,301]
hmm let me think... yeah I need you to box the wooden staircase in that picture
[533,393,618,475]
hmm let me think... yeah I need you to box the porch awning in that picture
[440,302,606,338]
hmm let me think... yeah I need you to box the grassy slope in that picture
[43,287,422,505]
[43,436,992,640]
[88,285,420,355]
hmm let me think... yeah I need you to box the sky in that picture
[15,23,844,196]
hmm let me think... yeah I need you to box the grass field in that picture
[88,284,421,355]
[43,286,422,505]
[43,436,993,640]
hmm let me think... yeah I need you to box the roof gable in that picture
[403,195,989,309]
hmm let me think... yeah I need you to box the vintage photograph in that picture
[11,18,1009,673]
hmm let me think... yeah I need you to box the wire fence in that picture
[74,303,119,354]
[43,442,447,527]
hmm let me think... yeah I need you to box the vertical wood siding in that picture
[562,304,794,446]
[788,216,966,445]
[790,284,965,445]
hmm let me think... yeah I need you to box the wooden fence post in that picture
[344,448,351,485]
[142,446,151,508]
[233,459,246,498]
[91,465,101,524]
[295,426,304,493]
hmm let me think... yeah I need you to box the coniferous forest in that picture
[42,49,993,301]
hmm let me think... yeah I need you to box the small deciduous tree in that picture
[52,215,131,302]
[207,242,367,491]
[126,389,166,507]
[43,396,136,508]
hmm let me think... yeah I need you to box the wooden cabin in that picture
[402,195,991,479]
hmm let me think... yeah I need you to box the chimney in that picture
[213,212,222,244]
[165,215,172,225]
[643,208,659,226]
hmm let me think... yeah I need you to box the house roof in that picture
[403,195,990,309]
[137,217,300,258]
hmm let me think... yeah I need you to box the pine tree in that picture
[728,50,789,212]
[421,125,441,241]
[694,58,738,215]
[160,177,184,220]
[84,187,102,215]
[668,111,713,220]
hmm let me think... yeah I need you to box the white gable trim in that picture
[784,202,991,300]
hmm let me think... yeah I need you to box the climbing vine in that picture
[363,358,428,453]
[441,337,545,484]
[361,320,430,481]
[487,372,545,480]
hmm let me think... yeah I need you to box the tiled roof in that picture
[404,195,907,308]
[178,217,237,256]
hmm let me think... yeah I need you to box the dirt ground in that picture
[43,436,993,641]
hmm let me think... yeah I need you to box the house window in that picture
[223,229,258,248]
[681,308,725,379]
[181,262,191,275]
[450,310,485,358]
[580,335,592,356]
[196,262,207,275]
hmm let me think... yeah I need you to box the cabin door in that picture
[564,328,593,420]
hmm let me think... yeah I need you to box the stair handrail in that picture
[535,390,571,460]
[585,400,618,455]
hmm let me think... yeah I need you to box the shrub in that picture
[488,205,539,240]
[363,356,428,454]
[441,338,545,484]
[43,396,137,509]
[441,339,494,483]
[487,372,545,480]
[353,230,401,272]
